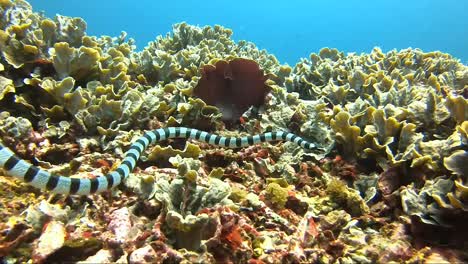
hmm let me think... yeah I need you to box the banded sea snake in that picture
[0,127,315,195]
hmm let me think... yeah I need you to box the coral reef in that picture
[0,0,467,263]
[193,58,271,124]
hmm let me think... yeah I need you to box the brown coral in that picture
[193,58,271,125]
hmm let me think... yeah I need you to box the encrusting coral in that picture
[0,0,468,263]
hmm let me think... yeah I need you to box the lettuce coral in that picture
[152,156,233,250]
[50,42,100,80]
[0,75,14,100]
[134,22,285,85]
[0,0,87,68]
[1,0,468,262]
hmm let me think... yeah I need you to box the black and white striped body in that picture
[0,127,315,195]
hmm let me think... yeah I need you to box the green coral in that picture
[0,0,149,136]
[150,156,233,250]
[50,42,100,80]
[445,95,468,124]
[0,75,14,100]
[135,22,285,85]
[399,121,468,229]
[155,155,230,222]
[0,5,316,145]
[0,0,87,68]
[330,111,363,159]
[326,179,369,216]
[329,104,458,171]
[444,150,468,176]
[1,2,468,251]
[176,97,224,131]
[242,84,333,156]
[288,46,467,174]
[0,111,33,139]
[265,182,289,209]
[146,142,201,164]
[166,155,233,212]
[38,78,124,133]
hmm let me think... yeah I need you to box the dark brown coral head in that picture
[193,58,271,124]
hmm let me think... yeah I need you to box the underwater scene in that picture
[0,0,467,263]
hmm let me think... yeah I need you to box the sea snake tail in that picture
[0,127,316,195]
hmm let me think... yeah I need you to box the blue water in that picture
[28,0,468,65]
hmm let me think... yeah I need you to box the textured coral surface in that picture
[0,0,467,263]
